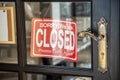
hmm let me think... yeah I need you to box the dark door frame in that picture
[0,0,119,80]
[92,0,119,80]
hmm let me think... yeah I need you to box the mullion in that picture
[22,0,91,2]
[15,0,26,80]
[0,0,15,2]
[24,65,93,76]
[15,0,26,68]
[0,63,19,71]
[19,71,26,80]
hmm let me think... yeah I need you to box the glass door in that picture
[0,0,119,80]
[25,2,92,68]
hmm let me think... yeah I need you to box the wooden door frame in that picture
[92,0,119,80]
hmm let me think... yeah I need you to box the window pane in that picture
[0,71,18,80]
[27,73,92,80]
[25,2,91,68]
[0,2,18,64]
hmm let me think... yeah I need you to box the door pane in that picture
[27,73,92,80]
[0,2,18,64]
[25,2,91,68]
[0,71,18,80]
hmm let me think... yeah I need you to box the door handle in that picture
[78,18,108,73]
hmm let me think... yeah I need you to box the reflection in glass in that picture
[25,2,91,68]
[0,2,17,64]
[27,73,92,80]
[0,71,18,80]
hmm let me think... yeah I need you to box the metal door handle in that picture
[79,18,108,73]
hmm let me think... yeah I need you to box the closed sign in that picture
[30,18,78,62]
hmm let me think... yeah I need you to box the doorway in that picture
[0,0,119,80]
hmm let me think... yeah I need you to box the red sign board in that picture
[30,18,78,62]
